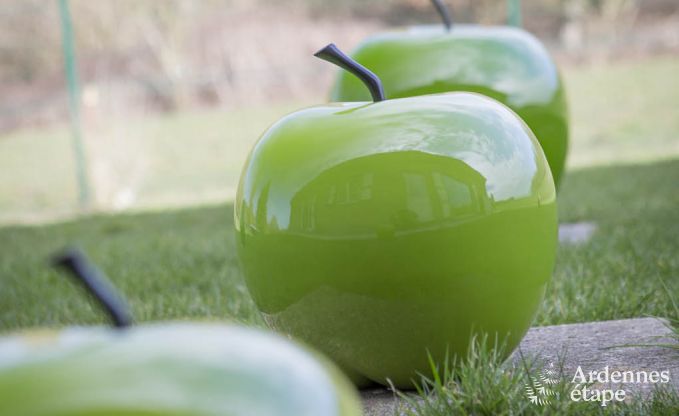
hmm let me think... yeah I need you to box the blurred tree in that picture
[0,2,61,83]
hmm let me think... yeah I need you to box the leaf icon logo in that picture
[524,362,560,406]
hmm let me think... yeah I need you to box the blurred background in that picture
[1,0,678,224]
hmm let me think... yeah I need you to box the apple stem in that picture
[315,43,385,102]
[52,248,133,328]
[431,0,452,31]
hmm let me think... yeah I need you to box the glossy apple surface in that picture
[235,92,557,388]
[330,25,568,187]
[0,323,361,416]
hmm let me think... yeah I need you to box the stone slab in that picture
[513,317,678,395]
[362,318,678,415]
[559,221,597,244]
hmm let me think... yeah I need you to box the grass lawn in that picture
[1,159,678,330]
[1,56,678,414]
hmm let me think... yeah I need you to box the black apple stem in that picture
[315,43,385,102]
[431,0,452,31]
[52,248,133,328]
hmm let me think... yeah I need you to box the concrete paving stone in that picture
[362,317,678,415]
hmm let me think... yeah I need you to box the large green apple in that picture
[328,1,568,187]
[0,250,361,416]
[235,44,557,388]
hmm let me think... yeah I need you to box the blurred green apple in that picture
[235,44,557,388]
[0,324,361,416]
[0,250,361,416]
[329,0,568,187]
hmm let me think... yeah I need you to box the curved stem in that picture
[431,0,452,31]
[52,248,133,328]
[315,43,385,103]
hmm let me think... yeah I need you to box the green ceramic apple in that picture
[235,44,557,388]
[0,250,361,416]
[329,0,568,187]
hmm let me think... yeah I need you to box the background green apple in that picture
[0,251,361,416]
[329,7,568,187]
[236,44,558,389]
